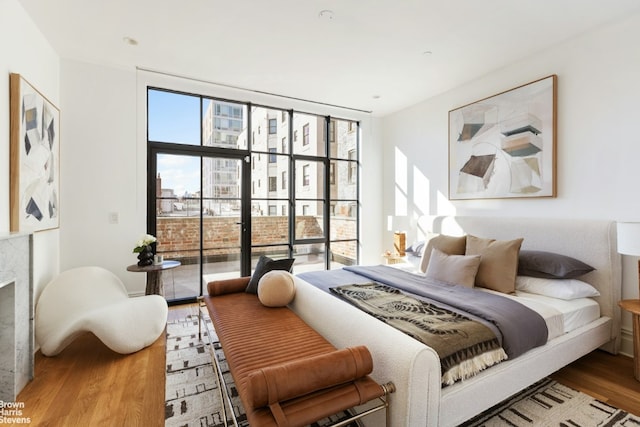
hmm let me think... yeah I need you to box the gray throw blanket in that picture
[298,265,548,360]
[331,282,507,385]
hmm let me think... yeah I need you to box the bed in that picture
[288,216,621,427]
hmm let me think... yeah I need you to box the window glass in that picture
[330,162,336,185]
[348,150,357,183]
[330,118,358,160]
[330,240,357,267]
[294,244,326,272]
[148,89,200,145]
[203,99,248,149]
[331,160,357,199]
[252,106,289,153]
[251,212,289,245]
[295,201,325,240]
[303,124,310,146]
[296,159,324,196]
[252,149,289,199]
[303,164,310,186]
[329,120,335,143]
[293,112,325,156]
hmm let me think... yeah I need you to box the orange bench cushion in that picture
[202,290,385,427]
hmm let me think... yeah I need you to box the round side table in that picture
[127,260,181,296]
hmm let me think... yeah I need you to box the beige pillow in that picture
[465,235,524,293]
[425,249,481,288]
[257,270,296,307]
[419,233,467,273]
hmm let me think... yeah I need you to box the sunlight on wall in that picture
[437,190,456,216]
[394,146,462,239]
[394,146,408,216]
[412,165,429,216]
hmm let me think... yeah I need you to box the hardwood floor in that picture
[15,304,640,425]
[550,349,640,415]
[17,332,165,426]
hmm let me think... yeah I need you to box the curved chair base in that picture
[36,266,168,356]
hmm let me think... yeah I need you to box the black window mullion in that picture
[356,121,361,263]
[147,147,157,237]
[199,99,204,297]
[288,109,295,259]
[324,116,331,269]
[242,103,253,276]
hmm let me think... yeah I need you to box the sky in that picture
[148,89,203,195]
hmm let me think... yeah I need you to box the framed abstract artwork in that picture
[448,75,557,200]
[10,73,60,232]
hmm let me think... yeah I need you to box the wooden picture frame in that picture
[10,73,60,232]
[448,75,557,200]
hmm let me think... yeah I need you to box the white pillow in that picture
[257,270,296,307]
[515,276,600,300]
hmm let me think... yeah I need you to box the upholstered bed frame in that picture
[290,216,621,427]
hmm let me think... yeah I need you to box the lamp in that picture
[393,231,406,257]
[617,222,640,295]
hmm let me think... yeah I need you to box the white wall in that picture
[59,60,144,292]
[381,12,640,355]
[0,0,60,301]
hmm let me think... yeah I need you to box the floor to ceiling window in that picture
[147,87,359,302]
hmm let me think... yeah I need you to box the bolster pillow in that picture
[207,277,251,296]
[246,346,373,409]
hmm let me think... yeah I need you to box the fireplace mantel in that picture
[0,233,33,402]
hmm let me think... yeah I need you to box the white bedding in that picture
[513,291,601,334]
[392,259,602,340]
[479,288,600,340]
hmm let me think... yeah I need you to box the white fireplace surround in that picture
[0,233,33,402]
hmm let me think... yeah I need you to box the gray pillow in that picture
[406,241,426,256]
[518,250,594,279]
[245,255,295,294]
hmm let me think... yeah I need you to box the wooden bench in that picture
[199,276,395,427]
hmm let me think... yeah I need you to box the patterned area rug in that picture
[164,313,239,427]
[462,376,640,426]
[166,312,638,427]
[164,312,358,427]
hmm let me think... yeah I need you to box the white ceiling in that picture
[18,0,640,116]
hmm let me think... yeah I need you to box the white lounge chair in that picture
[36,266,168,356]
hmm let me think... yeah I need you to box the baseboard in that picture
[620,326,633,357]
[128,291,145,298]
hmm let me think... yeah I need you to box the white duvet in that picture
[479,288,600,340]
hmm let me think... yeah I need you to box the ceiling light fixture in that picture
[122,36,138,46]
[318,9,334,20]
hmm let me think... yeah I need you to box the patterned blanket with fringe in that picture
[331,282,508,385]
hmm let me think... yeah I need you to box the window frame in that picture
[147,86,360,275]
